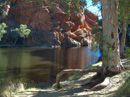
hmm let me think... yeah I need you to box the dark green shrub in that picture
[125,47,130,59]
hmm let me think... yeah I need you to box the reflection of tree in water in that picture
[0,48,30,95]
[0,49,22,78]
[6,49,22,78]
[0,49,32,96]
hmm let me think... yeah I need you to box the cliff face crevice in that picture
[7,0,99,47]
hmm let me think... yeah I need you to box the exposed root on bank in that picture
[56,66,125,92]
[119,60,125,71]
[81,73,104,86]
[82,65,125,92]
[56,67,112,92]
[56,68,102,88]
[56,58,127,92]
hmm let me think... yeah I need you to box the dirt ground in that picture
[13,59,130,97]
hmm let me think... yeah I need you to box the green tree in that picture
[0,23,7,41]
[14,24,31,45]
[118,0,130,57]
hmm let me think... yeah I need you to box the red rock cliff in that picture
[10,0,99,47]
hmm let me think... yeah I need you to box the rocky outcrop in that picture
[7,0,99,47]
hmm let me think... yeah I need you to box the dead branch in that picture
[56,68,101,88]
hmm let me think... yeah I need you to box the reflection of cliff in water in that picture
[28,48,86,83]
[31,48,86,69]
[0,47,100,85]
[28,47,100,83]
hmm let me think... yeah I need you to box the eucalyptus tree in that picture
[92,0,124,74]
[118,0,130,57]
[14,24,31,45]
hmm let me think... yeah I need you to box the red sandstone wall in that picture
[10,0,99,47]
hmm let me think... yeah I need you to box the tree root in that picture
[81,73,104,87]
[119,60,125,71]
[56,68,102,88]
[84,77,110,91]
[56,65,122,91]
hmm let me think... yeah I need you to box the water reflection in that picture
[0,47,100,87]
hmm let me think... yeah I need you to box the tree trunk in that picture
[14,37,19,46]
[101,0,122,74]
[120,22,127,57]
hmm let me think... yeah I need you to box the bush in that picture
[125,47,130,59]
[15,24,31,38]
[0,23,7,41]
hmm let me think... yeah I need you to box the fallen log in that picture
[56,68,101,88]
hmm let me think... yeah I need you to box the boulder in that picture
[81,38,90,46]
[66,38,81,47]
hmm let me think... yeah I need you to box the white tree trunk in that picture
[101,0,121,73]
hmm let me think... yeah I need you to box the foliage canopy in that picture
[119,0,130,23]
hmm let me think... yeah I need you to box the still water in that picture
[0,47,100,87]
